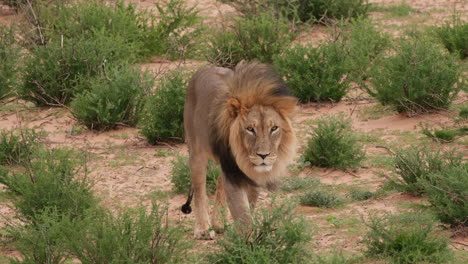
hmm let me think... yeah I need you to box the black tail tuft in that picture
[181,203,192,214]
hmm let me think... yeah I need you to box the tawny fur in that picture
[184,62,297,239]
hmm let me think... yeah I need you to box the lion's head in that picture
[212,62,297,187]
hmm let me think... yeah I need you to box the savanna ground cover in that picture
[0,0,467,263]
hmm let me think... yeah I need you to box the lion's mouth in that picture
[254,164,273,173]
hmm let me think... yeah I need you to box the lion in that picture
[182,62,297,239]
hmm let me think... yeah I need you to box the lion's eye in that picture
[271,126,279,132]
[246,127,255,134]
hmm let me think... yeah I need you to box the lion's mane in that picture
[208,62,297,187]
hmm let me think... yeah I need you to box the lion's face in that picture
[241,105,283,173]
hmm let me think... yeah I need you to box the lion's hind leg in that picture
[189,149,215,240]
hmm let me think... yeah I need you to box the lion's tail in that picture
[180,185,193,214]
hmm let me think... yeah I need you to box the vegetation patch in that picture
[218,0,369,23]
[422,164,468,227]
[171,155,220,195]
[274,42,350,102]
[339,17,390,81]
[0,129,38,166]
[370,2,416,17]
[364,212,452,264]
[205,11,294,68]
[206,201,311,264]
[300,190,345,208]
[303,115,364,170]
[349,189,375,201]
[71,65,153,131]
[421,125,467,143]
[139,70,188,144]
[0,25,21,100]
[0,148,96,222]
[433,15,467,59]
[389,146,463,194]
[62,202,191,264]
[367,35,462,115]
[281,176,321,192]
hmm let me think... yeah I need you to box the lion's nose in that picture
[257,153,270,160]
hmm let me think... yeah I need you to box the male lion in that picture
[182,62,297,239]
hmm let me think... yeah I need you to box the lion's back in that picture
[184,66,233,151]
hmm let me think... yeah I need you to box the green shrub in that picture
[422,125,467,143]
[0,148,96,222]
[433,15,468,59]
[20,32,136,106]
[422,165,468,227]
[24,0,202,59]
[207,201,310,264]
[390,146,463,194]
[371,2,415,17]
[340,17,390,81]
[367,36,462,114]
[62,202,191,264]
[459,104,468,119]
[349,189,375,201]
[300,190,345,208]
[149,0,204,59]
[0,130,38,165]
[6,209,70,264]
[139,70,188,144]
[71,65,153,131]
[281,176,321,192]
[364,212,452,264]
[171,155,220,195]
[274,42,350,102]
[206,11,294,68]
[303,115,364,170]
[0,25,21,100]
[219,0,369,23]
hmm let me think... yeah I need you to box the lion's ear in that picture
[226,98,242,118]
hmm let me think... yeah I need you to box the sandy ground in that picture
[0,0,467,262]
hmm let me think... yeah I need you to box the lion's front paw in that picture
[194,228,216,240]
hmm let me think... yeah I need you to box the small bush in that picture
[139,70,188,144]
[422,125,467,143]
[364,212,452,264]
[303,115,364,170]
[367,36,462,114]
[62,202,191,264]
[300,190,345,208]
[433,15,468,59]
[6,209,70,264]
[349,189,375,201]
[71,65,153,131]
[0,148,96,222]
[20,32,136,106]
[274,42,350,102]
[206,11,294,68]
[390,146,463,194]
[171,155,220,195]
[0,25,21,100]
[422,165,468,227]
[281,176,321,192]
[339,17,390,81]
[219,0,369,23]
[459,104,468,119]
[371,2,415,17]
[0,130,38,166]
[24,0,202,59]
[206,201,310,264]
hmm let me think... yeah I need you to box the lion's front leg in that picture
[212,173,226,232]
[223,174,252,234]
[190,153,215,240]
